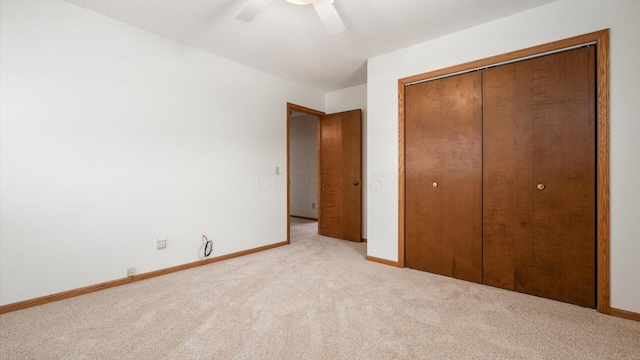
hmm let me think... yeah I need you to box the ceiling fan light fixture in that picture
[237,0,344,35]
[284,0,322,5]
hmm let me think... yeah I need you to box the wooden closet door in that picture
[483,47,596,307]
[405,72,483,283]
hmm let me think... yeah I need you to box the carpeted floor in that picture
[1,217,639,359]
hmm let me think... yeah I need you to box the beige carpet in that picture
[1,218,639,359]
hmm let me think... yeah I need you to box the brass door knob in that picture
[432,182,438,188]
[537,183,545,190]
[353,181,360,186]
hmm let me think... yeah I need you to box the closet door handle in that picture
[432,181,439,188]
[353,181,360,186]
[537,183,545,190]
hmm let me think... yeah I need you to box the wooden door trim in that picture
[397,29,610,314]
[288,103,325,117]
[287,103,325,243]
[317,115,322,232]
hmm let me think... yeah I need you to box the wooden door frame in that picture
[397,29,610,314]
[286,103,325,243]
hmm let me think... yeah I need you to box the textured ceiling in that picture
[63,0,555,91]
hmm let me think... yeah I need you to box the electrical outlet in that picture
[312,202,316,209]
[127,267,136,277]
[157,238,167,250]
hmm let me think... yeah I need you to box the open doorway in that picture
[286,103,363,244]
[289,111,319,236]
[286,103,324,243]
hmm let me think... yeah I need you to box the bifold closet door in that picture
[483,47,596,307]
[405,71,482,283]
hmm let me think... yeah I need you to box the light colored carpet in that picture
[1,218,639,359]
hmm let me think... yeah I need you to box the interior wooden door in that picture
[319,109,362,242]
[483,47,596,307]
[405,72,483,283]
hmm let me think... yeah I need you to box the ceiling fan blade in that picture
[236,0,272,22]
[313,0,345,35]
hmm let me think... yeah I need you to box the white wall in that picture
[0,0,324,305]
[289,114,318,219]
[367,0,640,313]
[325,84,368,238]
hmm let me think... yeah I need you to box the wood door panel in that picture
[405,78,444,275]
[319,110,362,242]
[483,47,596,307]
[482,63,536,293]
[405,72,482,283]
[530,47,596,307]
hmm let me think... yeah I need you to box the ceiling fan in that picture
[236,0,345,35]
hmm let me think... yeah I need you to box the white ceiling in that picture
[64,0,556,92]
